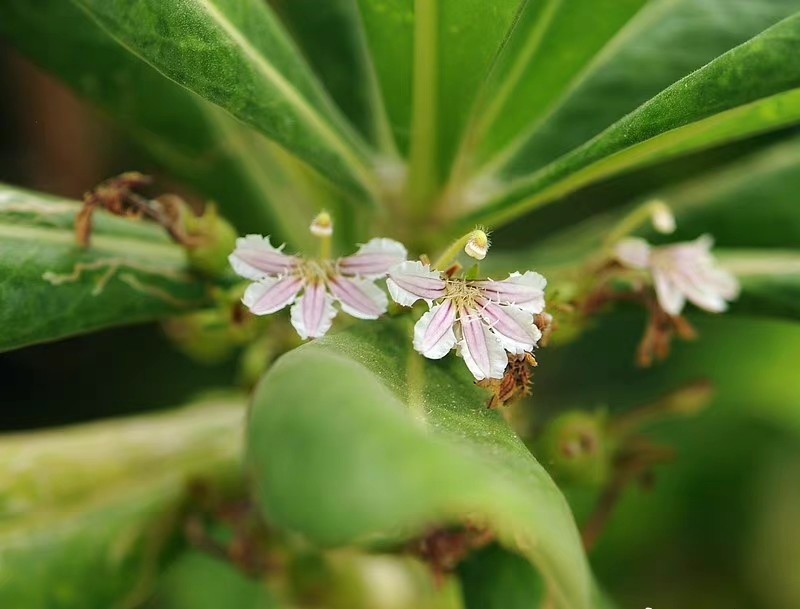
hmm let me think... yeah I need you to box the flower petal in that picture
[387,261,446,306]
[242,275,304,315]
[457,310,507,381]
[328,275,388,319]
[664,265,729,313]
[290,281,337,339]
[473,271,547,313]
[652,269,686,315]
[338,238,408,278]
[701,266,740,301]
[653,235,739,314]
[229,234,299,280]
[615,237,651,269]
[413,300,457,359]
[478,302,541,354]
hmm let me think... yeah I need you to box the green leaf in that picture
[0,398,244,609]
[0,0,325,247]
[0,184,212,352]
[452,0,647,178]
[470,0,800,179]
[354,0,414,156]
[455,10,800,229]
[487,135,800,274]
[69,0,380,199]
[407,0,523,197]
[270,0,397,158]
[248,319,594,609]
[658,137,800,249]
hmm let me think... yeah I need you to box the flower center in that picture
[444,278,483,311]
[297,258,335,284]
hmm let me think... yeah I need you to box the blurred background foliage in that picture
[1,2,799,608]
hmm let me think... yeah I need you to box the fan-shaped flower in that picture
[387,261,546,381]
[230,236,407,339]
[615,235,739,315]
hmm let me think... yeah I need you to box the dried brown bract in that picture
[581,285,697,367]
[76,172,197,248]
[478,352,537,409]
[407,524,494,584]
[534,311,556,346]
[184,481,280,579]
[637,293,697,367]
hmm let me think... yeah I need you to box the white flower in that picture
[615,235,740,316]
[230,235,407,339]
[387,261,546,381]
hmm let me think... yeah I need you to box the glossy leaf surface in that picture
[70,0,379,198]
[0,184,212,352]
[249,319,593,609]
[458,12,800,228]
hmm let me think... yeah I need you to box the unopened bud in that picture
[464,229,490,260]
[310,210,333,237]
[183,203,238,277]
[537,411,611,487]
[650,201,676,234]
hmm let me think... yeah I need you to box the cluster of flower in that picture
[229,219,545,381]
[229,207,738,381]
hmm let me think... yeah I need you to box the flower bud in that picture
[162,306,256,365]
[310,210,333,237]
[464,229,490,260]
[536,411,612,487]
[649,200,676,234]
[183,203,238,277]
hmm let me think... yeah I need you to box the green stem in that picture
[602,200,671,250]
[433,232,472,269]
[407,0,439,214]
[318,234,332,260]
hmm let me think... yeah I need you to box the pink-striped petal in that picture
[615,237,651,269]
[242,275,304,315]
[457,310,507,381]
[413,300,457,359]
[664,265,728,313]
[338,238,408,278]
[478,301,541,354]
[229,234,299,280]
[387,261,446,306]
[328,275,388,319]
[290,281,337,339]
[473,271,546,313]
[652,270,686,315]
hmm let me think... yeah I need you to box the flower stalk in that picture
[433,228,490,269]
[603,199,676,250]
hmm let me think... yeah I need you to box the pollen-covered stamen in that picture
[443,278,485,311]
